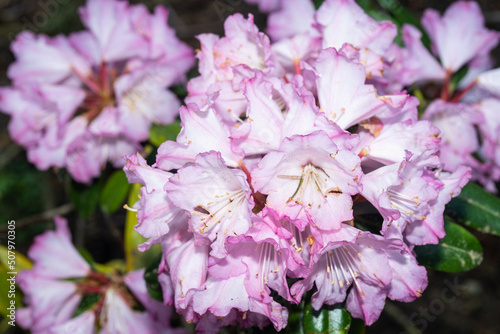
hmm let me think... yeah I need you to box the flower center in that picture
[195,189,247,234]
[286,163,341,206]
[322,244,371,300]
[387,188,426,220]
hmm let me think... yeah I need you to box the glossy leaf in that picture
[143,253,163,302]
[415,220,483,272]
[100,170,131,214]
[445,182,500,236]
[303,303,352,334]
[287,299,305,334]
[149,121,181,147]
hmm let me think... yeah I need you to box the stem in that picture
[99,61,109,94]
[72,67,102,95]
[0,203,74,233]
[440,70,452,101]
[294,59,301,75]
[238,161,266,212]
[450,79,477,103]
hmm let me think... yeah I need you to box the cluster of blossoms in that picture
[123,0,472,331]
[0,0,193,183]
[249,0,500,193]
[380,1,500,192]
[16,217,183,334]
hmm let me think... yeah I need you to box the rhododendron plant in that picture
[5,0,500,333]
[16,217,181,334]
[122,7,471,331]
[0,0,193,183]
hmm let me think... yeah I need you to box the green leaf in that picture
[100,170,131,214]
[0,267,23,318]
[70,178,102,219]
[349,319,366,334]
[313,0,325,9]
[149,121,181,147]
[415,220,483,272]
[303,303,352,334]
[143,253,163,302]
[445,182,500,236]
[287,299,305,334]
[125,183,146,271]
[0,246,32,273]
[73,293,102,317]
[375,0,431,49]
[124,184,161,271]
[449,65,469,94]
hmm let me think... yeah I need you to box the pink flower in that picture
[396,24,447,85]
[124,152,186,251]
[423,99,483,172]
[165,151,254,258]
[16,218,88,332]
[266,0,316,41]
[315,48,407,130]
[252,131,362,231]
[0,0,194,183]
[290,225,427,325]
[422,1,500,72]
[316,0,397,55]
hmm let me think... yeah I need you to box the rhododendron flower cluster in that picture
[123,1,471,331]
[16,217,182,334]
[0,0,193,183]
[382,1,500,192]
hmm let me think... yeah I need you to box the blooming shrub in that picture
[6,0,500,333]
[0,0,194,183]
[123,2,472,330]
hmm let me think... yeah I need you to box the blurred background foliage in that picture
[1,1,500,333]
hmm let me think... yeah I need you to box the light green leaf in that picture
[0,246,32,273]
[149,121,181,147]
[124,184,161,272]
[0,266,23,318]
[446,182,500,236]
[415,220,483,272]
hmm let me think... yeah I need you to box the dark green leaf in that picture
[171,84,188,99]
[149,121,182,147]
[375,0,431,49]
[445,182,500,236]
[449,65,469,94]
[73,293,101,317]
[69,179,102,219]
[99,170,130,214]
[349,319,366,334]
[303,303,352,334]
[143,254,163,302]
[77,247,96,271]
[415,220,483,272]
[313,0,325,9]
[287,299,305,334]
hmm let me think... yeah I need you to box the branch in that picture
[1,203,74,233]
